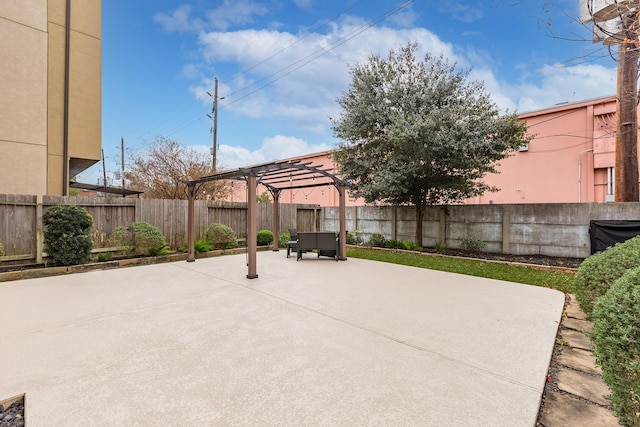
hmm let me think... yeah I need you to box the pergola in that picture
[185,158,348,279]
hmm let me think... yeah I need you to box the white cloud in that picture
[213,135,332,168]
[511,63,616,112]
[192,19,458,135]
[385,4,419,28]
[293,0,313,9]
[205,0,269,31]
[154,1,269,33]
[154,5,203,32]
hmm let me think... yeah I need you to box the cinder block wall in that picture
[321,202,640,259]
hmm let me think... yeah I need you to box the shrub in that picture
[434,241,448,253]
[43,205,93,266]
[97,252,113,262]
[460,237,487,252]
[368,233,387,248]
[128,222,168,256]
[402,240,422,251]
[109,226,129,248]
[0,242,3,257]
[386,239,404,249]
[574,235,640,317]
[278,232,291,248]
[346,230,363,245]
[591,266,640,426]
[180,240,213,253]
[257,229,274,246]
[206,223,237,249]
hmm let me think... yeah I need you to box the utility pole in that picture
[121,137,125,197]
[582,1,640,201]
[615,15,639,201]
[101,149,107,187]
[207,78,224,172]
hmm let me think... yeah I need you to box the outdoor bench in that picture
[296,232,339,261]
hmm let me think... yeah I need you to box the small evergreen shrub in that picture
[0,242,3,257]
[257,229,274,246]
[368,233,387,248]
[591,266,640,426]
[128,222,168,256]
[206,223,237,249]
[43,205,93,266]
[574,235,640,317]
[278,232,291,248]
[434,241,448,253]
[460,237,487,252]
[386,239,404,249]
[402,240,422,251]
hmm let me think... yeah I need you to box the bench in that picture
[296,232,339,261]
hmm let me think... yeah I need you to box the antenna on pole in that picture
[207,78,225,172]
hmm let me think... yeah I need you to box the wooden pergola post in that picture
[271,189,281,251]
[247,175,258,279]
[338,184,347,260]
[187,185,196,262]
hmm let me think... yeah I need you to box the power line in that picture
[221,0,416,107]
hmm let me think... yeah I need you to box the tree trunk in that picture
[414,203,425,247]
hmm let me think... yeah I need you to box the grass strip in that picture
[347,247,575,294]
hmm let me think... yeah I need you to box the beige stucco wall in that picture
[47,0,102,195]
[0,0,49,195]
[0,0,101,197]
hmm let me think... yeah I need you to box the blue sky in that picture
[80,0,618,185]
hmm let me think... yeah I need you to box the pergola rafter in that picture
[185,158,348,279]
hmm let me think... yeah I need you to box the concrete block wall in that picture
[321,202,640,259]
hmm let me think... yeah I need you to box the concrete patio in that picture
[0,251,564,426]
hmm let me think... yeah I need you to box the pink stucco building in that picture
[228,95,634,206]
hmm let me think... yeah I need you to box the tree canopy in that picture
[126,136,230,200]
[331,43,532,246]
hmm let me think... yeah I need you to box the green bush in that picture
[574,235,640,317]
[180,240,213,253]
[368,233,387,248]
[43,205,93,266]
[128,222,168,256]
[402,240,422,251]
[386,239,404,249]
[434,241,448,253]
[257,229,274,246]
[346,230,363,245]
[0,241,3,257]
[460,237,487,252]
[110,222,168,256]
[97,252,113,262]
[109,226,129,248]
[206,223,237,249]
[278,232,291,248]
[591,266,640,426]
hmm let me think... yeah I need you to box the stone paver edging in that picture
[537,294,621,426]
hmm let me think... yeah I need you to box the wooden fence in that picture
[0,194,321,263]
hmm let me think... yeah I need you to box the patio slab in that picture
[0,251,564,426]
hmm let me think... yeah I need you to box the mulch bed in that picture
[421,248,584,269]
[0,397,24,427]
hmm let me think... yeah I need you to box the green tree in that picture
[256,192,271,203]
[331,43,531,246]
